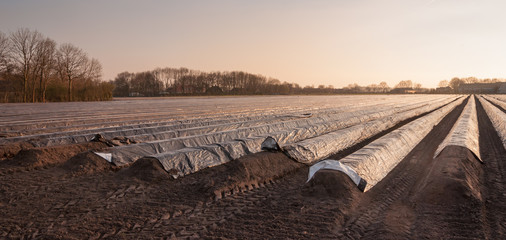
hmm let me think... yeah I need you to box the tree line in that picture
[341,81,391,93]
[0,28,113,103]
[438,77,505,90]
[115,68,456,96]
[112,68,338,97]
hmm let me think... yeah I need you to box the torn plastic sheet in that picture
[434,97,481,162]
[283,96,462,164]
[307,160,367,192]
[337,97,464,192]
[100,96,458,166]
[479,96,506,149]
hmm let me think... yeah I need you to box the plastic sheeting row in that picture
[30,114,307,147]
[2,95,418,134]
[434,96,481,161]
[281,97,461,163]
[2,96,416,146]
[483,95,506,111]
[2,110,311,146]
[1,95,454,145]
[478,96,506,149]
[97,96,457,167]
[309,96,464,192]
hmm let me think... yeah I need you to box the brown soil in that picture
[0,142,107,174]
[115,157,171,182]
[413,146,483,205]
[62,151,116,176]
[302,169,361,207]
[1,96,505,239]
[0,141,37,159]
[200,151,303,199]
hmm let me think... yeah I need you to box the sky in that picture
[1,0,506,88]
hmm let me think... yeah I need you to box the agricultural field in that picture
[0,94,505,239]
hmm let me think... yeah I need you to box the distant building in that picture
[498,82,506,94]
[435,86,452,94]
[458,82,506,94]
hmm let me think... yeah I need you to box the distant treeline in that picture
[112,68,402,97]
[110,67,506,96]
[111,68,341,97]
[438,77,505,89]
[0,28,113,103]
[435,77,506,94]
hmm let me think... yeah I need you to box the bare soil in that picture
[1,96,505,239]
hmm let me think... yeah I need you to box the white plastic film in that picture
[484,95,506,110]
[478,96,506,149]
[337,97,464,192]
[105,96,458,167]
[307,160,363,187]
[93,152,112,163]
[434,97,481,161]
[283,97,462,163]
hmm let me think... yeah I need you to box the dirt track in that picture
[1,96,505,239]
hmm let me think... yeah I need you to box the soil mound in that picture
[197,151,303,199]
[0,142,35,159]
[415,145,483,205]
[62,151,114,175]
[0,142,107,172]
[116,157,170,182]
[302,169,361,203]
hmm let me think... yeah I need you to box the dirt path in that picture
[1,96,505,239]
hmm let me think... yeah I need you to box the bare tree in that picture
[33,37,57,102]
[152,67,172,90]
[366,84,379,93]
[438,80,449,88]
[394,80,413,89]
[378,81,390,93]
[9,28,42,102]
[449,77,464,92]
[462,77,478,84]
[57,43,88,101]
[86,58,103,82]
[0,31,10,72]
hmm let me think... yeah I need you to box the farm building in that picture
[499,82,506,93]
[435,86,452,93]
[458,82,506,94]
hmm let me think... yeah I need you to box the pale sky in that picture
[1,0,506,88]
